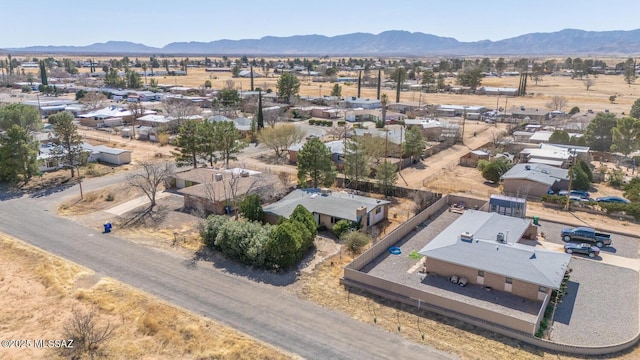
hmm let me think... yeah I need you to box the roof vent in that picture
[460,232,473,242]
[525,165,531,170]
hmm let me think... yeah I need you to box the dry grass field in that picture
[0,233,294,360]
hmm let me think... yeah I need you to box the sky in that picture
[2,0,640,48]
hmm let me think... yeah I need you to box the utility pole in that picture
[564,149,576,211]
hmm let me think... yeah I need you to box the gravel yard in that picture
[536,219,639,259]
[551,258,639,346]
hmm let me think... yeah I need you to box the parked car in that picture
[564,242,600,258]
[558,190,590,199]
[596,196,630,204]
[561,227,612,248]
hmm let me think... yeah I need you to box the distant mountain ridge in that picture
[4,29,640,55]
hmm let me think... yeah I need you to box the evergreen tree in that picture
[403,126,425,162]
[256,91,264,129]
[584,112,617,151]
[214,121,246,167]
[344,137,369,189]
[630,99,640,119]
[376,161,398,197]
[611,117,640,156]
[276,72,300,104]
[173,120,201,168]
[239,194,264,223]
[39,60,48,86]
[0,125,39,183]
[296,137,336,188]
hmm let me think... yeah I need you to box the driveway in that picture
[0,177,454,360]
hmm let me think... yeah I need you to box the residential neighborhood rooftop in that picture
[501,163,569,186]
[419,210,571,289]
[263,188,389,222]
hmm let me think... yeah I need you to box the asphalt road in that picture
[0,178,455,360]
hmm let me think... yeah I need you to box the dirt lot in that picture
[0,233,293,360]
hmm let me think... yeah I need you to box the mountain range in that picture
[2,29,640,56]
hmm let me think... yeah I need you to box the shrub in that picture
[239,194,264,223]
[309,119,316,125]
[342,231,371,254]
[609,169,625,188]
[541,194,567,204]
[375,119,385,128]
[332,219,353,237]
[568,106,580,115]
[337,121,346,126]
[201,215,272,267]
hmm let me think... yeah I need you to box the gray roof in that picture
[263,188,389,222]
[419,210,570,289]
[501,163,569,186]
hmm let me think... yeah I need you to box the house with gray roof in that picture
[419,210,570,302]
[263,188,389,230]
[501,163,569,198]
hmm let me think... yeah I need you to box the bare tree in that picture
[327,123,352,140]
[62,308,115,360]
[257,124,306,160]
[80,91,107,111]
[263,108,280,127]
[126,162,174,209]
[583,78,595,91]
[224,79,235,89]
[163,97,199,127]
[546,95,568,111]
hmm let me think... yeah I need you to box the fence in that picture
[343,193,640,355]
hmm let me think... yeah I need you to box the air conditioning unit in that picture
[460,232,473,242]
[497,232,506,243]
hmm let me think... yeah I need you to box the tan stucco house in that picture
[263,188,389,230]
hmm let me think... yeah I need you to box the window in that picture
[375,207,382,214]
[477,270,485,277]
[539,286,548,293]
[505,277,512,284]
[331,216,338,224]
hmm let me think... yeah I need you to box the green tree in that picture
[290,204,317,238]
[375,161,398,196]
[481,157,512,183]
[330,83,342,97]
[495,58,507,75]
[611,117,640,156]
[630,99,640,119]
[0,125,39,183]
[214,121,246,167]
[204,80,212,89]
[51,111,83,177]
[198,120,218,166]
[624,58,636,86]
[0,103,43,133]
[39,60,48,86]
[571,166,590,191]
[276,72,300,104]
[257,124,306,160]
[256,91,264,129]
[456,66,484,90]
[576,159,593,183]
[584,112,618,151]
[403,126,425,162]
[266,221,302,269]
[173,119,201,168]
[215,88,241,110]
[239,194,264,223]
[549,130,571,145]
[125,70,142,89]
[623,177,640,202]
[296,137,336,188]
[344,137,369,189]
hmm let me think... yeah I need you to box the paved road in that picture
[0,179,454,360]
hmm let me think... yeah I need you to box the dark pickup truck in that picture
[561,227,612,248]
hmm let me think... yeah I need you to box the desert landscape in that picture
[2,51,640,360]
